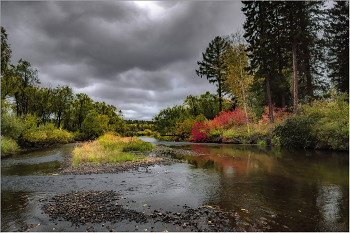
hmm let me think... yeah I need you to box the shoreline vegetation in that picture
[152,93,349,151]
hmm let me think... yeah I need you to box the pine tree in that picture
[242,1,275,122]
[325,1,349,94]
[196,36,228,112]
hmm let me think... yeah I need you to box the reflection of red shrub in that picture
[189,121,208,142]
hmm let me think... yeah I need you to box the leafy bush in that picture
[1,136,19,156]
[1,113,25,140]
[189,121,209,142]
[206,109,246,131]
[273,116,315,148]
[299,93,349,150]
[174,118,195,141]
[19,114,73,145]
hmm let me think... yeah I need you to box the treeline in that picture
[152,1,349,150]
[1,26,127,155]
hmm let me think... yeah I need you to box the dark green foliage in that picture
[196,36,229,112]
[273,116,315,148]
[325,1,349,94]
[81,110,104,140]
[1,26,12,76]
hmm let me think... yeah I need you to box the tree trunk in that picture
[292,40,298,114]
[218,74,222,112]
[266,72,274,123]
[304,50,313,102]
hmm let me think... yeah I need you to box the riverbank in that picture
[60,146,200,175]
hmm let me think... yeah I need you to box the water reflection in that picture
[165,143,349,231]
[1,139,348,232]
[317,184,347,231]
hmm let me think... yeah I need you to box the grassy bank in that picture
[72,133,155,167]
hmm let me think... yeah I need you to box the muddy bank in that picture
[39,190,269,232]
[59,146,199,175]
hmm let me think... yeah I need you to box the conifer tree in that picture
[196,36,228,112]
[325,1,349,94]
[242,1,275,122]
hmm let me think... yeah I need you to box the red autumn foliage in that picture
[189,109,246,142]
[189,121,209,142]
[259,105,291,124]
[207,109,246,131]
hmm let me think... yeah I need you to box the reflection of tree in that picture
[316,184,348,231]
[183,143,349,231]
[1,161,62,176]
[1,191,32,231]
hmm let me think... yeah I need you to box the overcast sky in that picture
[1,1,245,120]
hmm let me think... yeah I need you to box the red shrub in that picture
[207,109,246,131]
[259,105,291,124]
[189,121,209,142]
[189,109,247,142]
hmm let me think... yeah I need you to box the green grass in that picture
[72,133,155,167]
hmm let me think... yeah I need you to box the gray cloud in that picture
[1,1,245,120]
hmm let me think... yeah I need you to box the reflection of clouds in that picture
[316,183,345,231]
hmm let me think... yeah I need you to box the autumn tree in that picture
[222,31,252,128]
[196,36,229,112]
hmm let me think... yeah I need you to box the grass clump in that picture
[72,132,155,167]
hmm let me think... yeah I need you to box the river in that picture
[1,138,349,232]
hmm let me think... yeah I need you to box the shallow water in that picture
[1,139,349,232]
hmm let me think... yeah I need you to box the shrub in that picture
[174,118,195,141]
[273,116,315,148]
[207,109,246,131]
[1,113,25,140]
[189,121,209,142]
[1,136,19,156]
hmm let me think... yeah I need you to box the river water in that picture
[1,138,349,232]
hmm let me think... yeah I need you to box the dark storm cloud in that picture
[1,1,245,120]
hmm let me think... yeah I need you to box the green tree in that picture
[1,26,11,76]
[12,59,40,117]
[325,1,349,94]
[196,36,229,112]
[1,26,18,101]
[53,85,73,128]
[242,1,275,121]
[81,110,104,139]
[71,93,93,130]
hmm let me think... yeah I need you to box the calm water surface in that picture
[1,138,349,232]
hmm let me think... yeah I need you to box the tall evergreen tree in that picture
[242,1,275,122]
[325,1,349,94]
[196,36,228,112]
